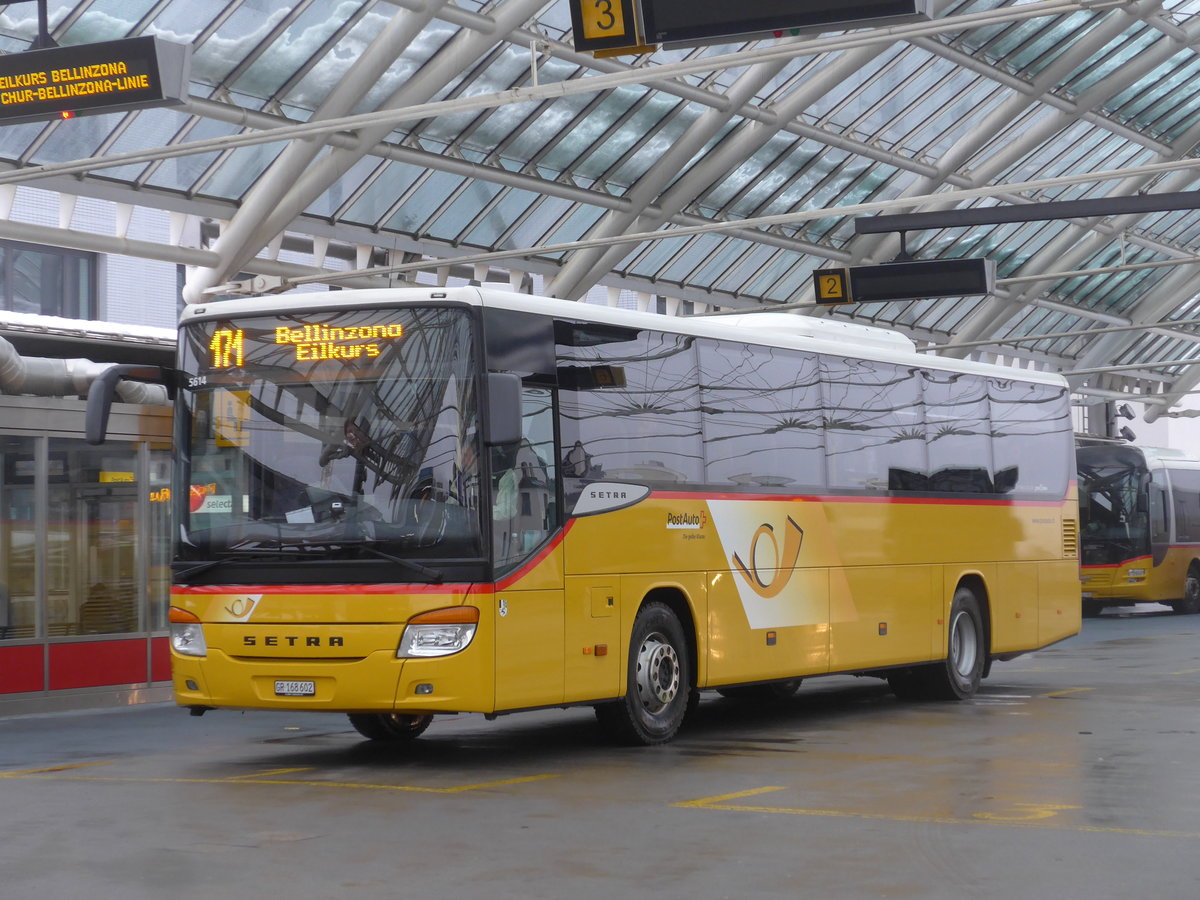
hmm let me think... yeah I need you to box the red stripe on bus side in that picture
[649,491,1067,507]
[1081,556,1153,571]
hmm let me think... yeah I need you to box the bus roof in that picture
[183,287,1068,388]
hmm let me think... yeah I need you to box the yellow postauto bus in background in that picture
[90,288,1080,745]
[1077,442,1200,617]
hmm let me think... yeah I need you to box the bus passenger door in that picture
[491,386,566,711]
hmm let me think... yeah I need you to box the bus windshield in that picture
[177,306,482,563]
[1078,457,1149,565]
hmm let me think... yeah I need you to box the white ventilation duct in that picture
[0,332,170,406]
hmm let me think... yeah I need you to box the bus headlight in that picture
[168,607,207,657]
[398,607,479,658]
[1126,568,1146,580]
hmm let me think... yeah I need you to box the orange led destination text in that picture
[274,323,405,362]
[0,61,150,107]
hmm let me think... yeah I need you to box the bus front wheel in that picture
[347,712,433,742]
[595,601,691,745]
[1171,567,1200,615]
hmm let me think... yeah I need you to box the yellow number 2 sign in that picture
[813,267,853,305]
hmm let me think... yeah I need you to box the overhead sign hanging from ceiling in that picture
[639,0,932,48]
[0,36,190,125]
[569,0,647,53]
[812,258,996,306]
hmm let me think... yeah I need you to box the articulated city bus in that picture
[90,287,1080,744]
[1077,442,1200,616]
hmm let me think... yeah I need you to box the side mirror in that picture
[86,364,167,445]
[484,372,522,446]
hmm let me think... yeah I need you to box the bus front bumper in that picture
[171,646,493,715]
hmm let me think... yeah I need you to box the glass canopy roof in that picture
[1,0,1200,417]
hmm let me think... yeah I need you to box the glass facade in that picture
[0,395,172,709]
[0,239,96,320]
[0,434,169,642]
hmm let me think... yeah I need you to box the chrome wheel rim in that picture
[949,609,978,678]
[634,631,680,715]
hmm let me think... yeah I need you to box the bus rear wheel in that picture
[888,586,985,702]
[595,601,691,745]
[1171,567,1200,615]
[347,712,433,742]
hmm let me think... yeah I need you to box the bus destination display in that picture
[195,313,409,380]
[0,36,190,124]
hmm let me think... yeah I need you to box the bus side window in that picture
[1149,482,1169,543]
[1168,468,1200,543]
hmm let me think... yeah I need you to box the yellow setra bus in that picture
[1077,442,1200,617]
[92,287,1080,744]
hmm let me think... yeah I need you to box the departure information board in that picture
[0,36,190,124]
[640,0,929,47]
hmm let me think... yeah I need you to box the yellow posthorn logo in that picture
[732,517,804,599]
[223,596,258,620]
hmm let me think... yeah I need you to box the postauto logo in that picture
[666,511,706,530]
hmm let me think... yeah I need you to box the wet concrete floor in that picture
[1,609,1198,899]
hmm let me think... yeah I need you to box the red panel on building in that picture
[49,639,147,690]
[0,644,44,694]
[150,636,172,682]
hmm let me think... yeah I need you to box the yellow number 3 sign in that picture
[583,0,626,38]
[571,0,638,51]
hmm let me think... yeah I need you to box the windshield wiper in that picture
[174,549,305,582]
[353,543,445,584]
[292,539,445,583]
[175,542,445,584]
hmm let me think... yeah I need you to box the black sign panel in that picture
[0,36,190,124]
[641,0,928,46]
[847,258,994,303]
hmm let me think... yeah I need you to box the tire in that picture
[347,712,433,742]
[595,601,691,745]
[1170,567,1200,615]
[717,679,803,701]
[889,586,985,702]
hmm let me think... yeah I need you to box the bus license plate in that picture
[275,680,316,697]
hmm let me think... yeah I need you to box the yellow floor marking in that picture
[762,749,1073,771]
[1169,668,1200,676]
[0,760,113,776]
[674,787,1200,839]
[674,786,789,807]
[230,768,314,779]
[1,771,558,794]
[1041,687,1094,698]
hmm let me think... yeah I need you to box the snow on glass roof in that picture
[1,0,1200,415]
